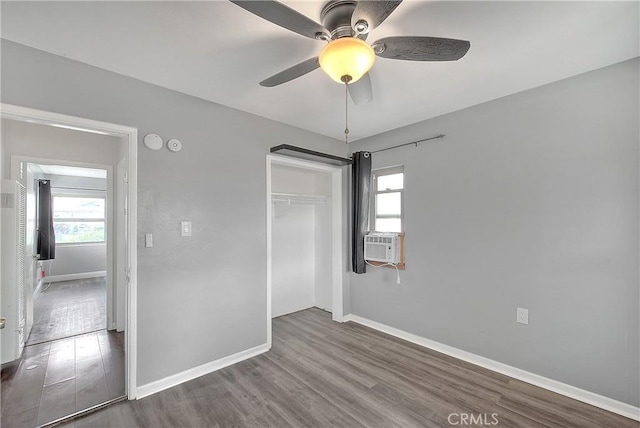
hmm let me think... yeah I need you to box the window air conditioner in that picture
[364,233,400,264]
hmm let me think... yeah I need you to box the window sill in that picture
[56,242,106,247]
[367,260,405,270]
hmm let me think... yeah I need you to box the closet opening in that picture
[266,155,344,346]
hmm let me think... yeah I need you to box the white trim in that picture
[56,242,108,247]
[126,115,139,399]
[330,164,344,322]
[1,104,131,136]
[345,314,640,422]
[105,165,115,331]
[43,270,106,283]
[1,103,138,400]
[136,343,270,399]
[265,157,273,347]
[371,166,405,233]
[266,154,345,342]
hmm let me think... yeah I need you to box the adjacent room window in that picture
[53,196,106,244]
[371,166,404,233]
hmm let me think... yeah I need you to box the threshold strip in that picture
[36,395,127,428]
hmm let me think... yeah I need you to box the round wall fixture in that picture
[143,133,163,150]
[167,139,182,152]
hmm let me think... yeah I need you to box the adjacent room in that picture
[29,165,108,345]
[0,1,638,427]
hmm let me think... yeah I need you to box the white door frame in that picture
[1,104,139,399]
[266,154,344,347]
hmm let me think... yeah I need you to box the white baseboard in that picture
[136,343,270,400]
[43,270,106,283]
[344,314,640,422]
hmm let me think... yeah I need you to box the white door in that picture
[1,180,27,363]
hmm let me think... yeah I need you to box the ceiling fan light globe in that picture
[319,37,375,84]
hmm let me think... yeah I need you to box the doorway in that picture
[27,164,110,346]
[0,104,138,426]
[266,155,344,346]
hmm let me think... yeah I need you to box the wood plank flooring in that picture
[28,278,106,346]
[1,331,124,427]
[63,308,637,428]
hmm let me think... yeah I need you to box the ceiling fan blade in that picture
[260,57,320,87]
[348,72,373,105]
[351,1,402,32]
[373,36,470,61]
[230,1,329,40]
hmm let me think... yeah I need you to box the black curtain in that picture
[37,179,56,260]
[351,151,371,274]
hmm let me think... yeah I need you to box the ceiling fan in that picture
[230,0,471,105]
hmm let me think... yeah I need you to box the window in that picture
[53,196,106,244]
[371,166,404,233]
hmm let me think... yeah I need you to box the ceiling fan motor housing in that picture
[321,0,358,39]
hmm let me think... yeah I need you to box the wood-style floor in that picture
[2,278,122,427]
[28,278,106,346]
[1,330,125,427]
[62,308,636,428]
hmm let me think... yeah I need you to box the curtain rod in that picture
[369,134,445,154]
[271,134,445,165]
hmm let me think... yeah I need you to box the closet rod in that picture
[370,134,445,154]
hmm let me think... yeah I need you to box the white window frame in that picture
[53,192,107,245]
[370,165,404,233]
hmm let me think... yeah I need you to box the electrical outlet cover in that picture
[516,307,529,325]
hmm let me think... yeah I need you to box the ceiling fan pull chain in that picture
[344,81,349,145]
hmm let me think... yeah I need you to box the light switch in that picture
[145,233,153,248]
[181,221,192,237]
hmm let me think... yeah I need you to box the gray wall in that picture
[46,173,107,277]
[350,58,639,406]
[1,39,346,385]
[47,244,106,277]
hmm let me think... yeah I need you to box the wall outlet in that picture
[145,233,153,248]
[516,307,529,325]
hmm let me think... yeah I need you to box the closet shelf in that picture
[271,193,328,205]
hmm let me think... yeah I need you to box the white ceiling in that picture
[2,1,638,142]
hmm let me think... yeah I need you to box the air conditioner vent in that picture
[364,233,400,264]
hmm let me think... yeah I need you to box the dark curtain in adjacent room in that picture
[351,151,371,274]
[37,179,56,260]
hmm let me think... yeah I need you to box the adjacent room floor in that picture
[27,278,107,346]
[62,308,635,428]
[1,330,125,427]
[1,277,124,428]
